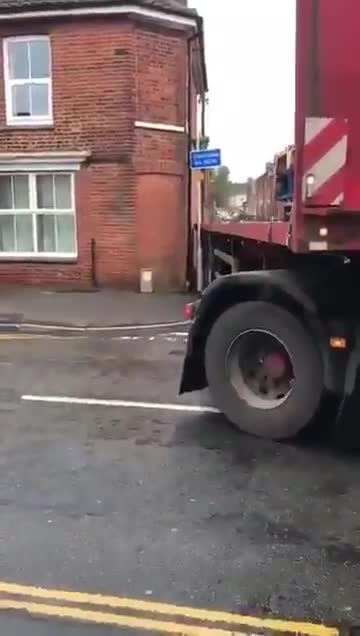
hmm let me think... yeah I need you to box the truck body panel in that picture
[202,221,289,245]
[201,0,360,254]
[293,0,360,252]
[181,0,360,442]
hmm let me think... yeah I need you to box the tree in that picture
[212,166,231,208]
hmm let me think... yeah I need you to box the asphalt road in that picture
[0,330,359,634]
[0,615,119,635]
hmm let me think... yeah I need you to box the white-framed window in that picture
[0,173,77,258]
[3,36,52,126]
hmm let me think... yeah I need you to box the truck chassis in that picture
[181,225,360,443]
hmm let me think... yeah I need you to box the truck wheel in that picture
[205,301,323,440]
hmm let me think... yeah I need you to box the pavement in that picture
[0,287,195,330]
[0,327,358,634]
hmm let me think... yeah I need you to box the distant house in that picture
[0,0,207,290]
[228,182,248,209]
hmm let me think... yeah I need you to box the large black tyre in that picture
[205,301,324,440]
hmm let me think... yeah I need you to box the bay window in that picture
[0,173,77,258]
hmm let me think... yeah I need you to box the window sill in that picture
[6,120,54,129]
[0,255,77,264]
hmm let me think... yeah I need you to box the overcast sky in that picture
[191,0,296,182]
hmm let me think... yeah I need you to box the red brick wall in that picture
[134,25,189,290]
[0,16,192,290]
[137,173,186,290]
[135,26,187,126]
[134,30,205,292]
[0,18,136,154]
[0,16,138,287]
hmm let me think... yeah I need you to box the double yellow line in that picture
[0,580,339,635]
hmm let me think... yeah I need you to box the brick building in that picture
[0,0,207,290]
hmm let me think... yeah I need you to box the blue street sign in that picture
[190,148,222,170]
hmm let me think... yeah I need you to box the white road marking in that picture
[163,332,189,337]
[114,334,188,342]
[0,333,188,343]
[19,320,190,333]
[0,334,86,341]
[21,395,220,414]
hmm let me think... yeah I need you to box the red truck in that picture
[180,0,360,441]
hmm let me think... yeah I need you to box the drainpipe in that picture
[185,14,208,291]
[200,92,206,226]
[197,92,207,292]
[185,32,197,290]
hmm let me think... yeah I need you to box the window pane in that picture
[16,214,34,252]
[36,175,54,209]
[12,84,30,117]
[55,175,72,209]
[0,176,12,209]
[8,40,29,80]
[0,215,15,251]
[13,175,29,209]
[37,214,55,252]
[29,39,49,78]
[56,215,76,253]
[31,83,49,117]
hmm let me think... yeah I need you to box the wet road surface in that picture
[0,331,358,633]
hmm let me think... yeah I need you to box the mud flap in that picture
[179,325,207,394]
[332,342,360,449]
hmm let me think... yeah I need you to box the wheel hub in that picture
[226,329,295,410]
[262,351,287,379]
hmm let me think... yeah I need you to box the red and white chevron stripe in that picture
[303,116,348,207]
